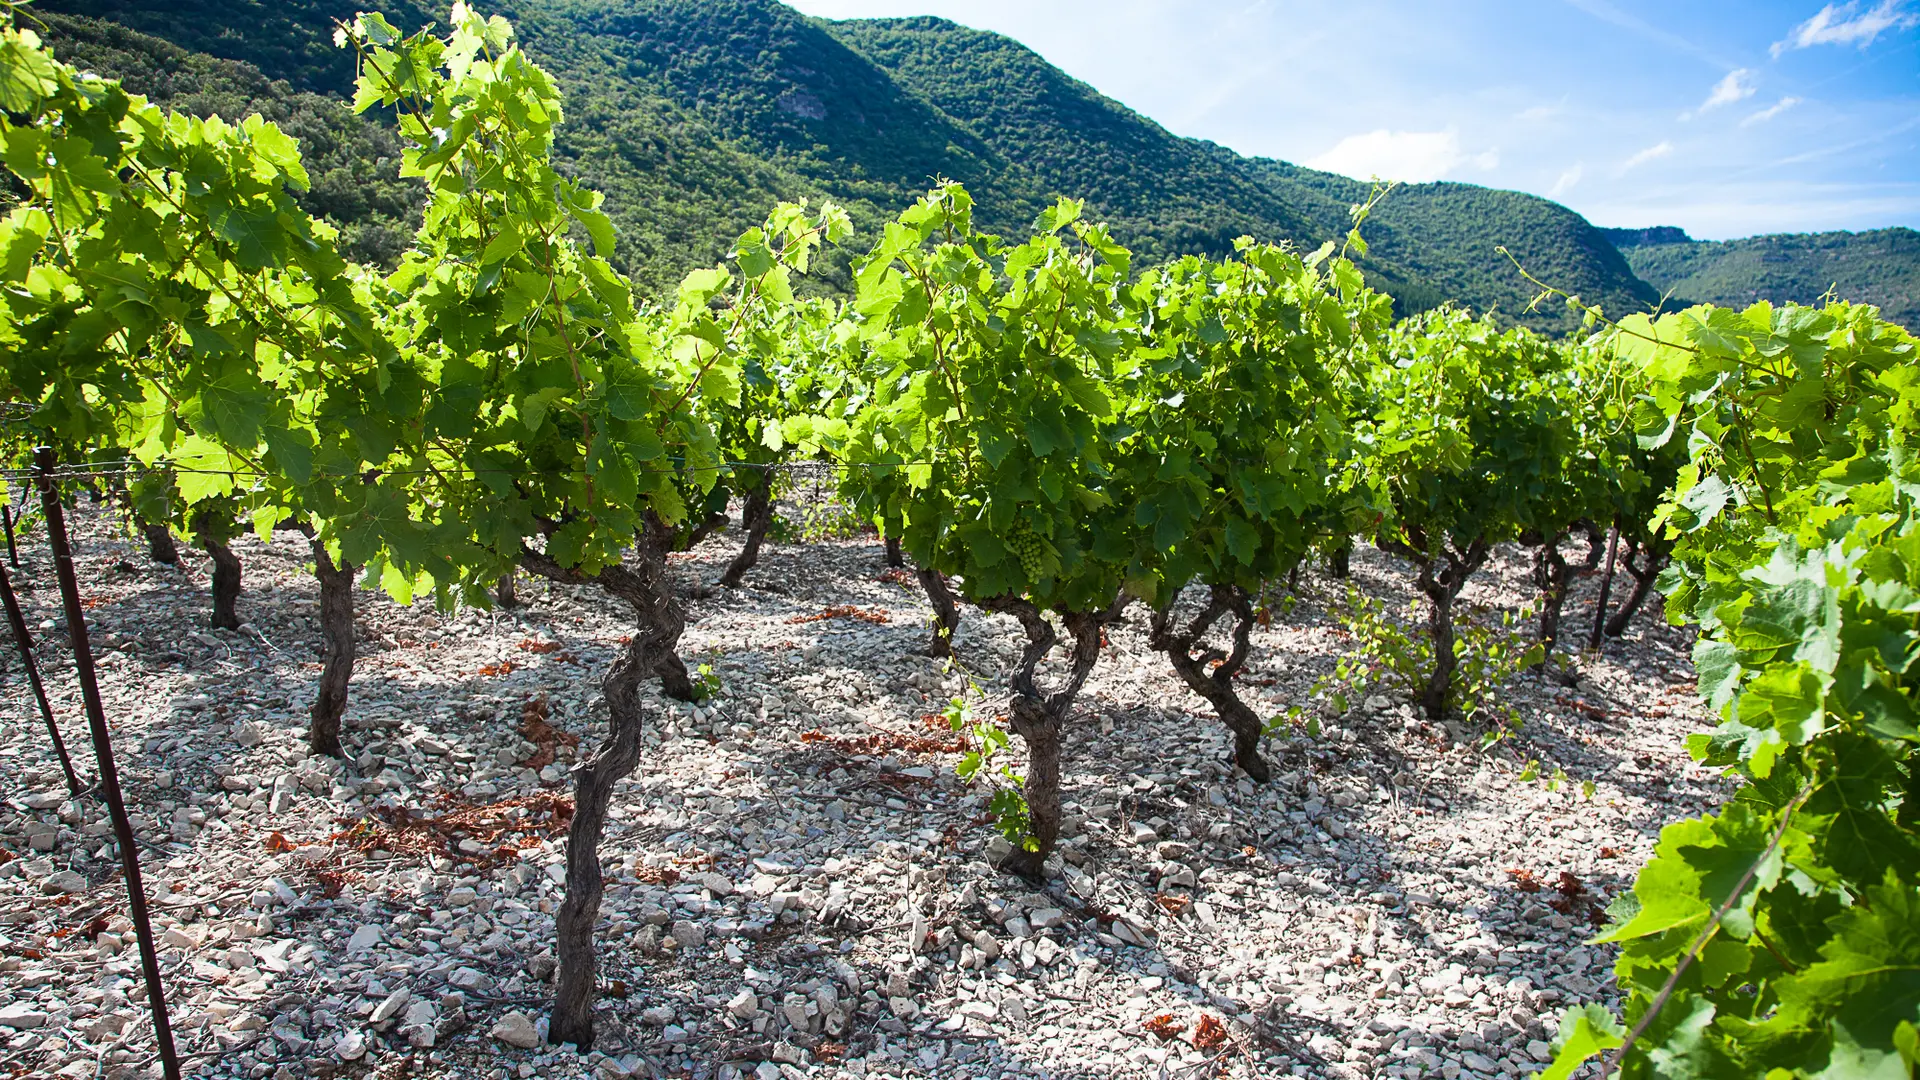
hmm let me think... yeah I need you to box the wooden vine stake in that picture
[33,448,181,1080]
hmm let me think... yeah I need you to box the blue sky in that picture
[787,0,1920,240]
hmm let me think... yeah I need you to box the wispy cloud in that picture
[1681,68,1757,119]
[1742,96,1805,125]
[1617,140,1674,174]
[1703,69,1757,110]
[1560,0,1735,67]
[1549,164,1585,197]
[1772,0,1919,56]
[1305,129,1498,183]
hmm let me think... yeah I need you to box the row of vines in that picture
[1,1,1916,1073]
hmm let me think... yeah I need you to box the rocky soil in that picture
[0,497,1725,1080]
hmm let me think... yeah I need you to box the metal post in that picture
[33,447,180,1080]
[0,557,85,797]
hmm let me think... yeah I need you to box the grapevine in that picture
[0,3,1915,1070]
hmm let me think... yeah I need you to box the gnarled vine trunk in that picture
[307,536,355,758]
[1149,583,1270,781]
[143,522,179,565]
[717,467,776,589]
[1587,520,1621,650]
[1382,531,1489,726]
[885,534,904,569]
[193,509,241,631]
[637,514,698,701]
[1327,540,1352,579]
[918,567,960,658]
[205,540,240,629]
[521,535,672,1050]
[1531,531,1582,687]
[1532,531,1572,651]
[1606,537,1670,637]
[978,596,1116,880]
[496,571,519,609]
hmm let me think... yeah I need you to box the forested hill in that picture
[828,16,1657,327]
[62,0,1920,333]
[1607,226,1920,330]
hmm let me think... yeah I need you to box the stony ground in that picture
[0,496,1725,1080]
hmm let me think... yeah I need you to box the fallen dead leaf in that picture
[786,605,889,625]
[1143,1014,1185,1041]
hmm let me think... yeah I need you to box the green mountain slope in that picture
[1607,227,1920,330]
[820,15,1332,265]
[36,0,828,295]
[36,0,1656,326]
[827,16,1659,326]
[31,12,421,267]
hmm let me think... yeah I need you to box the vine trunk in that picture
[717,467,776,589]
[522,532,675,1049]
[918,568,960,659]
[308,536,355,758]
[1149,583,1270,781]
[143,522,179,565]
[1385,533,1489,726]
[980,597,1112,880]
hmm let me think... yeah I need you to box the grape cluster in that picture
[1005,519,1047,578]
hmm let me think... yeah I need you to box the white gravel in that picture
[0,501,1724,1079]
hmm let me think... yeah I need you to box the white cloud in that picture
[1772,0,1918,56]
[1702,69,1757,111]
[1549,165,1585,198]
[1742,96,1805,125]
[1617,140,1674,174]
[1679,69,1757,119]
[1304,129,1498,182]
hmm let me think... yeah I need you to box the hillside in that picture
[1608,226,1920,329]
[36,0,1655,327]
[830,16,1659,326]
[34,1,827,295]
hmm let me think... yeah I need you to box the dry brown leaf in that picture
[1143,1014,1185,1041]
[786,605,890,625]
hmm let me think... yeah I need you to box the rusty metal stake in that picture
[34,447,180,1080]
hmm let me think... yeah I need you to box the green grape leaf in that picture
[210,200,286,271]
[1541,1004,1624,1080]
[1679,474,1733,528]
[1059,371,1113,419]
[262,424,316,485]
[0,29,61,113]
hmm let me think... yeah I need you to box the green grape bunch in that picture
[1003,517,1049,579]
